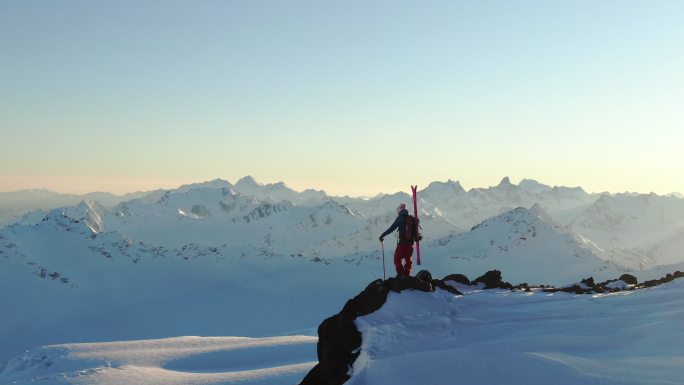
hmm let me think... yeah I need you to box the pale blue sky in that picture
[1,1,683,195]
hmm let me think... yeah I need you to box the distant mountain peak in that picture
[529,203,560,227]
[236,175,261,187]
[519,179,552,193]
[53,199,107,233]
[423,180,466,195]
[473,205,560,232]
[177,179,232,192]
[264,181,292,192]
[497,176,513,188]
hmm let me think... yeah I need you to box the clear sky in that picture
[1,1,683,196]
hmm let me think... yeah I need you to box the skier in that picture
[379,203,419,277]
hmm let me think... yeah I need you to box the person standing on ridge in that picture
[379,203,420,277]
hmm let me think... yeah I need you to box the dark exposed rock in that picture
[638,271,684,289]
[512,283,533,291]
[443,273,470,286]
[387,275,433,293]
[473,270,513,289]
[580,277,606,293]
[340,279,389,318]
[580,277,596,288]
[415,270,433,284]
[619,274,638,285]
[433,280,463,295]
[542,284,592,295]
[315,313,361,385]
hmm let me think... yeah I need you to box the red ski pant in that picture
[394,242,414,276]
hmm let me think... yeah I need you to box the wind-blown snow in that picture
[350,280,684,385]
[1,336,317,385]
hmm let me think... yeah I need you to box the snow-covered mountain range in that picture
[2,176,684,375]
[0,189,164,226]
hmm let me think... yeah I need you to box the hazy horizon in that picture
[1,175,681,198]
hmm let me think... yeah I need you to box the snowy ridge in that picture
[61,200,107,233]
[302,271,684,385]
[425,206,624,285]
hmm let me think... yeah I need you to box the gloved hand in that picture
[379,236,384,242]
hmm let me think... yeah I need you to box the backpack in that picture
[400,215,420,243]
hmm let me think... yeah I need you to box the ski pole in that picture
[381,240,386,280]
[411,185,422,265]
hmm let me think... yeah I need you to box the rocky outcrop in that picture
[442,273,471,286]
[300,271,460,385]
[619,274,638,285]
[539,271,684,295]
[638,271,684,288]
[472,270,513,289]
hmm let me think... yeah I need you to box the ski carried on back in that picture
[411,185,422,265]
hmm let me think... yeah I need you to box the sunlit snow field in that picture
[3,278,684,385]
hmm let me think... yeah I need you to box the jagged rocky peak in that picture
[496,176,514,189]
[58,199,107,233]
[67,199,105,216]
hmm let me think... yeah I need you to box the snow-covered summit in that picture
[232,176,328,205]
[45,199,108,234]
[177,178,233,192]
[426,206,621,285]
[420,180,466,196]
[234,175,262,190]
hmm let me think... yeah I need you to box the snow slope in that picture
[1,336,317,385]
[350,279,684,385]
[0,208,380,367]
